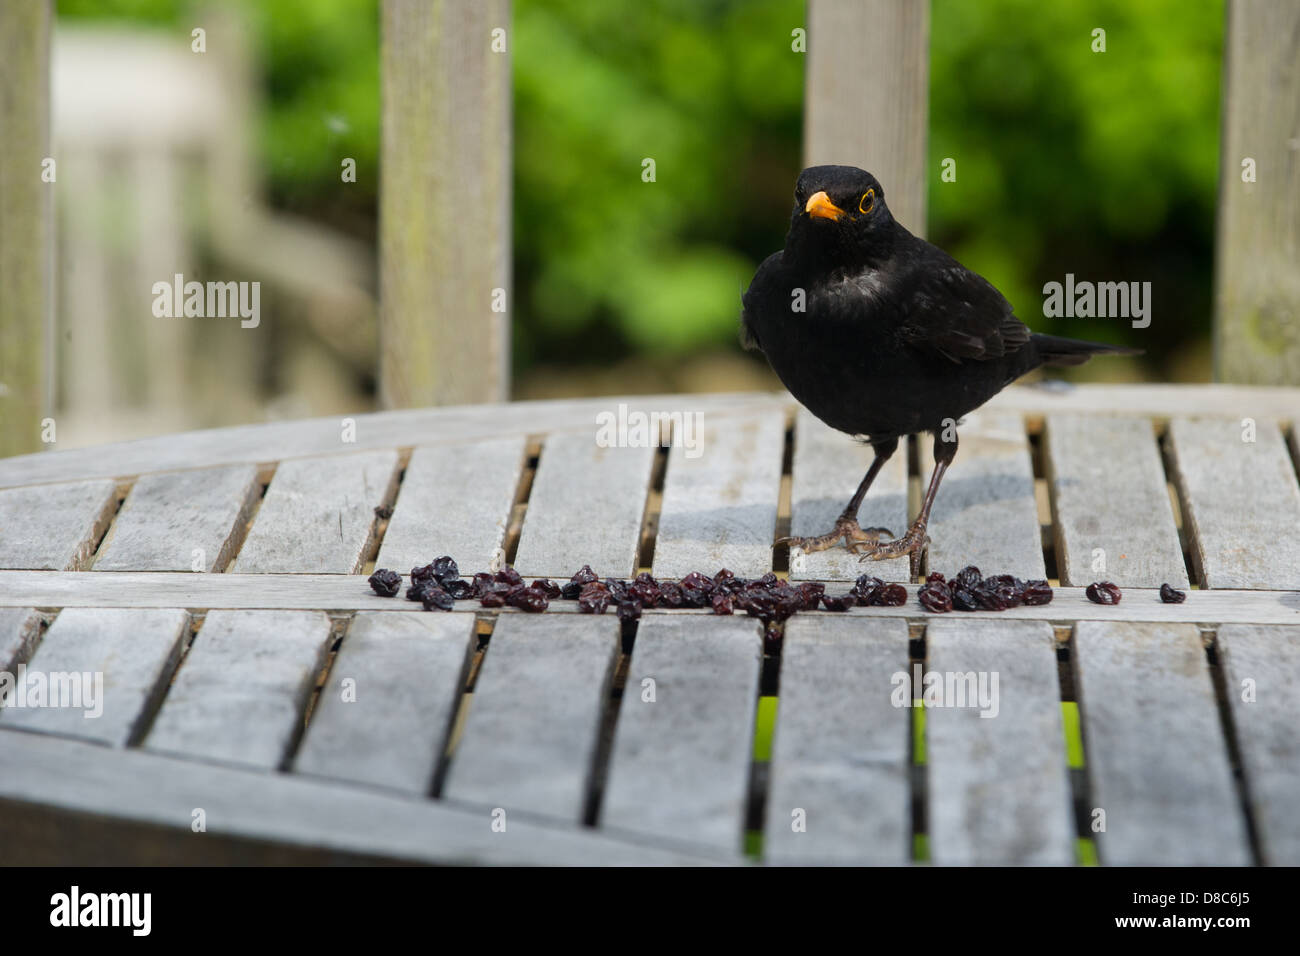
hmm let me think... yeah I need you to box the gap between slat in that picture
[1202,630,1264,866]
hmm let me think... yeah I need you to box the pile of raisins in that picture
[369,557,1066,622]
[915,567,1054,614]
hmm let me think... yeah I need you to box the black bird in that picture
[742,165,1137,573]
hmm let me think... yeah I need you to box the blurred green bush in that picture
[59,0,1223,382]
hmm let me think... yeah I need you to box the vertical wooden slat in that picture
[651,411,785,579]
[804,0,929,234]
[787,409,910,583]
[512,434,655,580]
[380,0,511,407]
[295,612,475,795]
[921,410,1045,579]
[443,614,618,823]
[1217,624,1300,865]
[0,607,44,674]
[764,616,910,864]
[926,619,1074,865]
[1073,621,1250,865]
[1214,0,1300,384]
[0,479,117,570]
[1167,416,1300,588]
[600,616,761,854]
[0,607,189,747]
[1044,415,1187,588]
[0,0,52,457]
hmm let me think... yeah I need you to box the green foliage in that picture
[59,0,1224,377]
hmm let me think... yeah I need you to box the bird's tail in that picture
[1030,333,1143,367]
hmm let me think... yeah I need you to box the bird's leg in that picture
[777,437,899,554]
[857,430,959,577]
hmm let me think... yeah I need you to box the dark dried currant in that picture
[926,571,946,585]
[531,578,562,599]
[1021,580,1053,606]
[954,565,982,590]
[560,580,584,600]
[851,574,884,606]
[873,583,908,607]
[570,564,599,586]
[820,593,856,612]
[917,582,952,613]
[710,592,734,615]
[616,599,643,622]
[577,583,611,614]
[431,555,459,584]
[1159,583,1187,604]
[951,586,979,611]
[479,590,507,608]
[367,569,402,597]
[421,586,455,611]
[1086,581,1122,605]
[495,567,524,587]
[443,578,474,600]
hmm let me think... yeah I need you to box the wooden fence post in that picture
[0,0,52,457]
[804,0,930,237]
[380,0,511,409]
[1214,0,1300,384]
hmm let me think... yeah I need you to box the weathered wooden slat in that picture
[0,607,189,747]
[0,0,51,458]
[232,450,399,573]
[601,616,761,853]
[1214,0,1300,384]
[0,393,787,492]
[374,437,526,575]
[805,0,929,235]
[651,411,785,579]
[2,571,1299,625]
[1217,624,1300,865]
[94,465,261,572]
[0,479,117,570]
[144,609,333,770]
[764,616,909,864]
[1168,417,1300,589]
[0,731,728,865]
[0,607,44,674]
[1044,415,1187,588]
[512,432,654,580]
[787,409,909,583]
[925,619,1074,865]
[443,614,618,822]
[1073,620,1250,865]
[7,387,1299,494]
[294,612,474,795]
[921,410,1045,579]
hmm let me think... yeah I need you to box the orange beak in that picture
[804,190,845,221]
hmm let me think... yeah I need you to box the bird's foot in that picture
[777,516,894,555]
[855,521,931,580]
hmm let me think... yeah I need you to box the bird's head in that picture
[787,165,895,265]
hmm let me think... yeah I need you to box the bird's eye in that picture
[859,189,875,214]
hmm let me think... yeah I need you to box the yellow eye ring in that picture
[859,189,875,214]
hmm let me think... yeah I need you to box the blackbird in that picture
[742,165,1138,574]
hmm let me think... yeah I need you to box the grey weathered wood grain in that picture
[1073,620,1250,865]
[926,619,1074,865]
[1044,415,1187,588]
[3,571,1299,625]
[805,0,928,235]
[601,615,762,853]
[443,614,618,822]
[764,616,909,864]
[375,437,525,574]
[294,612,474,795]
[94,465,261,572]
[922,410,1045,579]
[787,408,909,583]
[0,607,44,674]
[651,411,785,579]
[1217,623,1300,865]
[513,432,654,579]
[0,731,728,865]
[145,609,333,770]
[0,0,51,458]
[1214,0,1300,384]
[380,0,511,407]
[1168,416,1300,588]
[233,450,399,573]
[6,387,1293,494]
[0,607,189,747]
[0,479,117,570]
[0,392,787,492]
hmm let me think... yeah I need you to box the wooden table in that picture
[2,384,1299,866]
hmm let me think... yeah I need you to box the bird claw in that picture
[777,518,893,555]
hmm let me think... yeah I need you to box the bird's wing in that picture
[739,251,783,352]
[895,261,1032,364]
